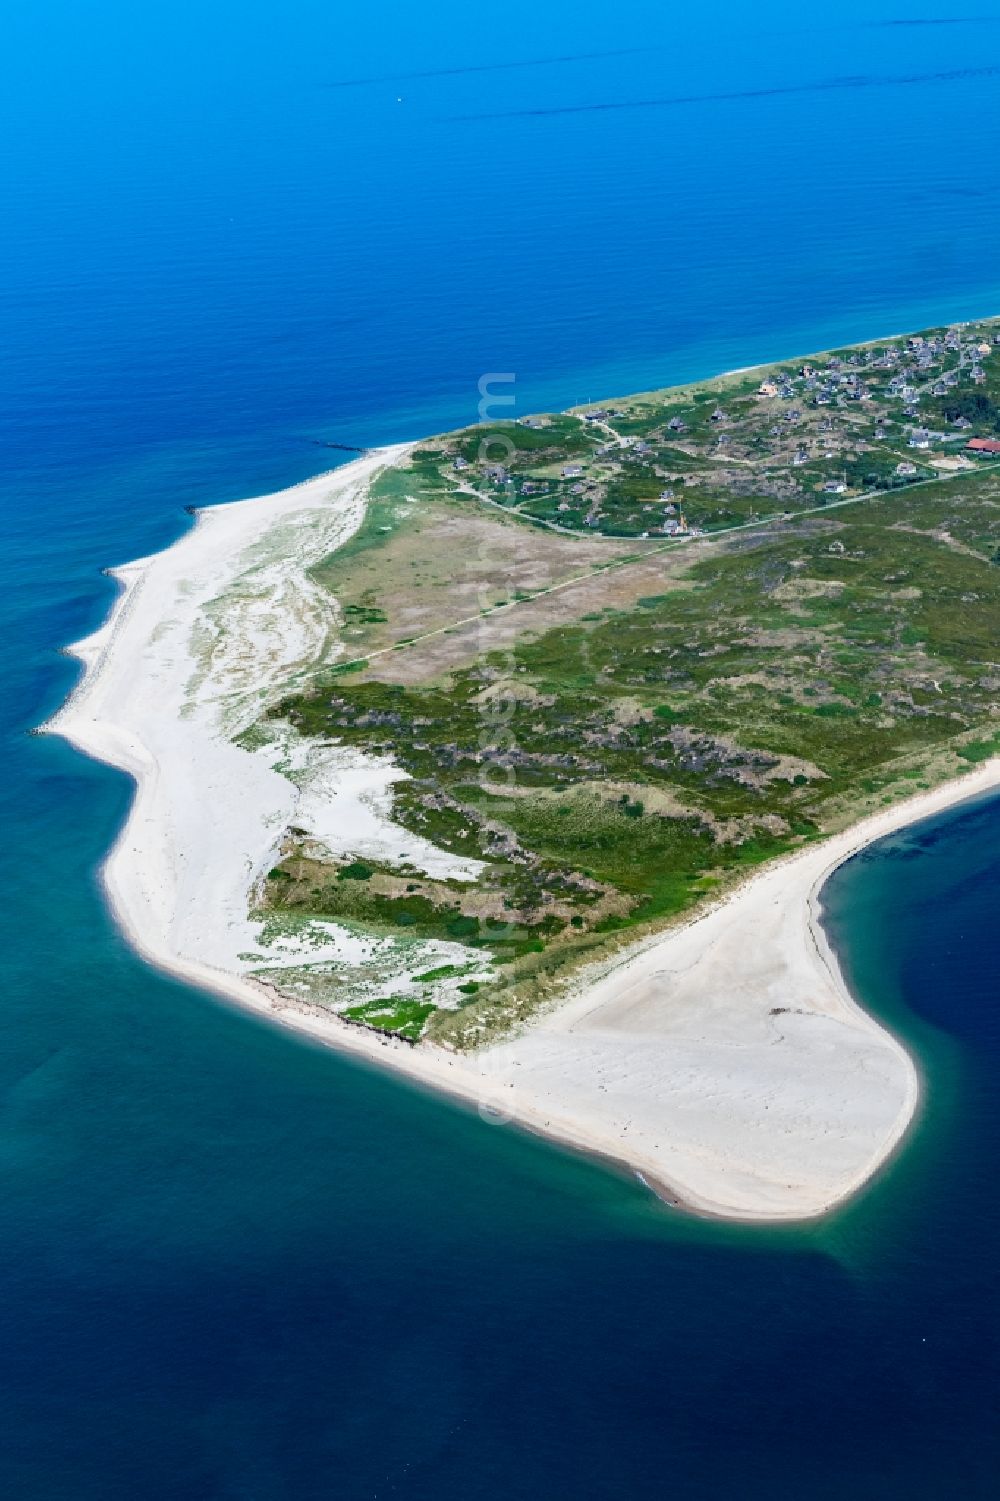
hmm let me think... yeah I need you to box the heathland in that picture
[262,318,1000,1050]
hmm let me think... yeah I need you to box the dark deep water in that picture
[2,2,1000,1495]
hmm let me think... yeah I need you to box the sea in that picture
[1,2,999,1495]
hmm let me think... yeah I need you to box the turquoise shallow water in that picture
[2,2,1000,1495]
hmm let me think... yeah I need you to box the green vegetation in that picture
[958,733,1000,764]
[264,848,557,967]
[342,996,438,1043]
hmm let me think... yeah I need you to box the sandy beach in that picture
[47,447,1000,1222]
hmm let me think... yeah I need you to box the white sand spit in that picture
[46,447,1000,1220]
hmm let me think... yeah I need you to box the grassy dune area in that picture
[260,321,1000,1046]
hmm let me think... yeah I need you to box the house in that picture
[757,380,779,397]
[896,462,918,478]
[909,428,931,449]
[453,456,469,470]
[561,465,583,478]
[823,480,847,494]
[967,438,1000,456]
[793,450,809,466]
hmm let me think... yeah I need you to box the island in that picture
[49,318,1000,1220]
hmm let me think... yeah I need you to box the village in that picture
[427,318,1000,540]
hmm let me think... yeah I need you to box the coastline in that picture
[44,440,1000,1223]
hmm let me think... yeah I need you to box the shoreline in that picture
[43,433,1000,1224]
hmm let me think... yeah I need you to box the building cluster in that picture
[438,323,1000,537]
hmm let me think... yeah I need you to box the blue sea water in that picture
[2,1,999,1494]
